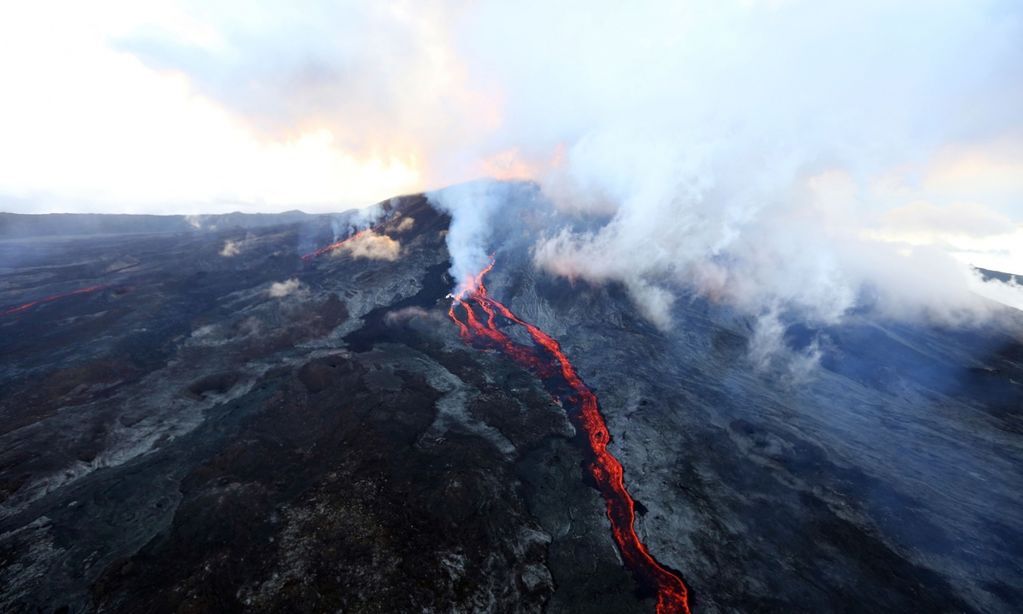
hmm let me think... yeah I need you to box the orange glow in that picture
[448,259,691,614]
[476,145,566,183]
[478,148,540,181]
[1,284,109,317]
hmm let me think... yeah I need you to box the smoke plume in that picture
[342,231,401,261]
[460,1,1022,342]
[14,1,1022,345]
[428,181,525,294]
[268,278,304,298]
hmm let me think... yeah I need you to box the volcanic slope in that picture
[1,187,1022,613]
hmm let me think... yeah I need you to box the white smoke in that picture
[384,306,443,325]
[330,203,385,242]
[268,278,304,298]
[395,216,416,233]
[341,231,401,261]
[428,181,519,294]
[219,240,241,257]
[470,1,1023,335]
[747,307,821,381]
[106,0,1023,337]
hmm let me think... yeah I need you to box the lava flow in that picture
[301,228,371,261]
[1,284,108,317]
[448,262,691,614]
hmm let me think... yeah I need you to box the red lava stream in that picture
[1,284,109,317]
[448,261,691,614]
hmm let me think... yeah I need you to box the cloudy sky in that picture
[1,1,1021,278]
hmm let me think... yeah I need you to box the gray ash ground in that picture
[1,190,1022,612]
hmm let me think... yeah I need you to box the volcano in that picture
[2,185,1022,613]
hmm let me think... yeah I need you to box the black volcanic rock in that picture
[1,190,1022,613]
[0,210,324,238]
[977,266,1021,286]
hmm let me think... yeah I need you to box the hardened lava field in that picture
[2,191,1023,613]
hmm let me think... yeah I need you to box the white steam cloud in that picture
[429,181,521,293]
[29,1,1022,344]
[462,1,1021,339]
[501,1,1020,332]
[438,1,1023,369]
[395,216,416,233]
[341,231,401,261]
[384,306,444,325]
[268,278,304,298]
[219,240,241,257]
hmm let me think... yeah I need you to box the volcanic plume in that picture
[448,260,691,614]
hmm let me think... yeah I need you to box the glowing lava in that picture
[448,261,691,614]
[1,284,109,317]
[301,228,371,261]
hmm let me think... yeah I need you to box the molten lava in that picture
[301,229,371,261]
[448,261,691,614]
[1,284,108,317]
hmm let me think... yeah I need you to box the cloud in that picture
[111,1,493,190]
[0,3,424,213]
[268,278,304,298]
[968,271,1023,312]
[878,202,1015,239]
[4,1,1021,222]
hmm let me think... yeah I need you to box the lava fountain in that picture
[448,261,691,614]
[1,284,109,317]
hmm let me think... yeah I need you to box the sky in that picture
[1,1,1021,284]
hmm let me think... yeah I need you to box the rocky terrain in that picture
[1,188,1022,612]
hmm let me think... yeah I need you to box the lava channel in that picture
[301,228,371,261]
[448,261,691,614]
[1,284,109,317]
